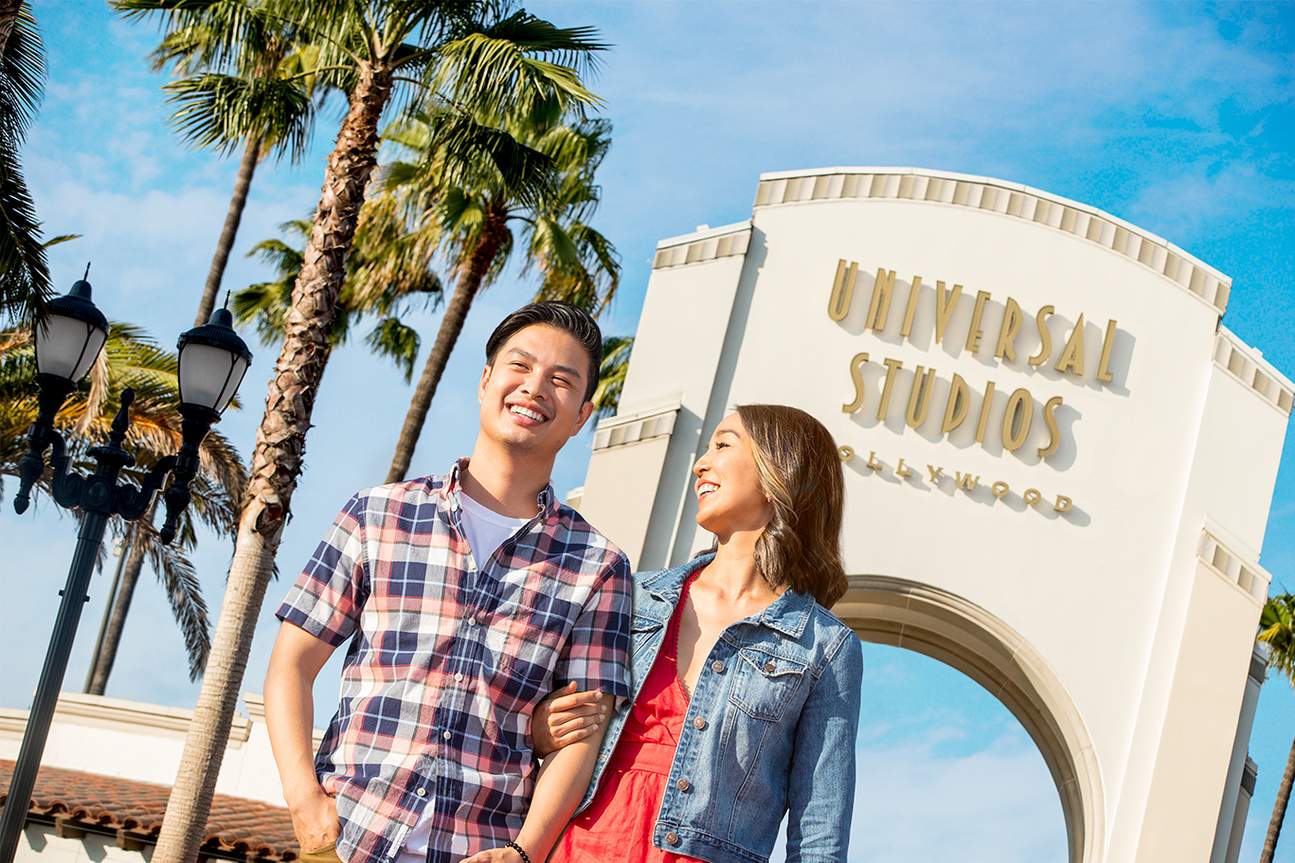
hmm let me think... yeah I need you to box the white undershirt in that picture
[397,492,530,863]
[458,491,532,568]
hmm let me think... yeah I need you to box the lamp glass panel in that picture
[214,354,250,413]
[179,343,238,410]
[35,314,106,381]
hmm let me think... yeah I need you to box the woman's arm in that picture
[784,631,864,863]
[459,691,616,863]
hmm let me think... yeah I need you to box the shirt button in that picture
[664,831,680,846]
[676,778,690,792]
[692,717,707,730]
[442,730,451,740]
[415,788,427,797]
[764,660,776,673]
[455,672,465,683]
[710,660,725,674]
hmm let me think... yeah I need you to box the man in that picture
[265,302,629,863]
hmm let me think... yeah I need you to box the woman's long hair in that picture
[735,404,848,608]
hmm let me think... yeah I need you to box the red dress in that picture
[551,572,704,863]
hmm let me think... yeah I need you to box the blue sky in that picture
[5,2,1295,860]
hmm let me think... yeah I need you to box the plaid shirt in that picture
[276,460,632,863]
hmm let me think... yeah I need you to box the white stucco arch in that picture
[835,575,1102,863]
[573,166,1293,861]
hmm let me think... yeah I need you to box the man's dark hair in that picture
[485,301,604,402]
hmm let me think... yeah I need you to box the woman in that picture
[535,404,863,863]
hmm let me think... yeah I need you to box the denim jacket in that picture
[573,553,864,863]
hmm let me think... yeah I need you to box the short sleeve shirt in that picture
[276,459,632,863]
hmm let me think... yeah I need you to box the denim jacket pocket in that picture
[729,647,809,721]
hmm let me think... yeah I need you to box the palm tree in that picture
[0,323,247,689]
[0,2,53,323]
[383,113,620,482]
[114,0,323,325]
[232,190,442,380]
[592,334,630,422]
[128,6,607,861]
[1259,594,1295,863]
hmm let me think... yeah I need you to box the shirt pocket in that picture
[488,585,570,712]
[729,646,809,721]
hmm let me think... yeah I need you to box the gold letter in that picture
[994,297,1023,362]
[927,464,944,483]
[877,357,904,421]
[900,276,922,338]
[828,259,857,322]
[896,457,912,478]
[842,352,870,413]
[1037,395,1063,459]
[838,445,855,462]
[1097,319,1118,383]
[975,380,997,444]
[1001,388,1033,452]
[965,290,992,353]
[867,450,883,471]
[1023,488,1042,506]
[865,268,896,332]
[935,281,964,348]
[906,365,938,429]
[1054,494,1073,513]
[992,481,1010,498]
[942,373,970,434]
[1055,313,1087,377]
[1028,305,1054,367]
[955,471,980,492]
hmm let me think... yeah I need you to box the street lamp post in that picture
[0,273,251,863]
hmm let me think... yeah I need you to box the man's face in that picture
[478,324,596,458]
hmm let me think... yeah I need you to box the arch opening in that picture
[833,575,1104,863]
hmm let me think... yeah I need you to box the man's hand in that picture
[532,682,608,757]
[457,847,523,863]
[287,784,339,852]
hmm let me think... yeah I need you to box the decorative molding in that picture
[1249,649,1268,684]
[1242,757,1258,796]
[752,167,1232,315]
[593,398,682,451]
[1214,327,1294,416]
[652,222,751,270]
[0,692,251,743]
[1198,527,1271,603]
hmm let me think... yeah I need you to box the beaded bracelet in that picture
[505,840,532,863]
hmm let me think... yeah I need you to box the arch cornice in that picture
[833,574,1104,863]
[751,167,1231,316]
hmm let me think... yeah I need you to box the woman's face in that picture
[693,412,772,536]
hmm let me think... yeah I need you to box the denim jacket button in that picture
[676,778,691,792]
[710,660,725,673]
[692,717,707,730]
[763,660,776,673]
[664,831,680,846]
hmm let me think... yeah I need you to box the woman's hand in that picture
[457,847,522,863]
[532,681,609,757]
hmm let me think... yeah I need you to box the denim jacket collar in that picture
[641,551,814,639]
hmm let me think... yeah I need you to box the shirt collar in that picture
[442,457,558,520]
[643,550,813,639]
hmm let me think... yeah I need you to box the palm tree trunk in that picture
[85,527,147,695]
[0,0,24,59]
[151,65,393,863]
[195,137,262,326]
[1261,733,1295,863]
[385,208,509,483]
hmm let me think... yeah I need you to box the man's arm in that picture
[265,622,340,852]
[459,692,615,863]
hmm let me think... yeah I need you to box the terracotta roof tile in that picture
[0,759,297,860]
